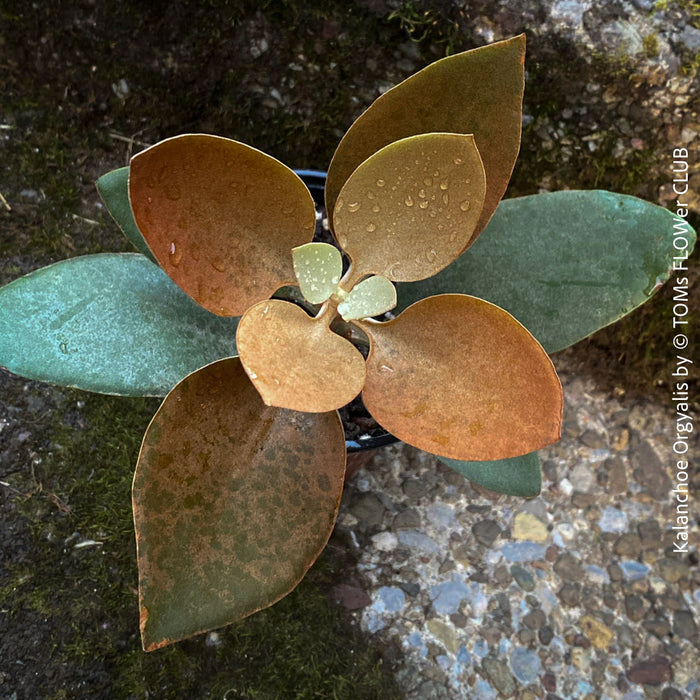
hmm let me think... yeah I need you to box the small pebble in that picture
[509,646,541,684]
[599,506,628,533]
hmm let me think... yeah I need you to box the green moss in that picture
[654,0,700,27]
[513,47,662,197]
[643,33,660,57]
[387,1,461,51]
[0,93,127,266]
[651,0,700,71]
[679,51,700,75]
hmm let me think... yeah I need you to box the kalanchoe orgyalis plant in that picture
[0,35,695,651]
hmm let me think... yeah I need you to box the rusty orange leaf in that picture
[359,294,562,461]
[333,133,486,281]
[129,134,316,316]
[326,34,525,244]
[236,299,366,412]
[133,357,346,651]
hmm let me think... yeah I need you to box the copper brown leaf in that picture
[326,35,525,244]
[236,299,366,412]
[359,294,562,461]
[129,134,316,316]
[133,357,346,651]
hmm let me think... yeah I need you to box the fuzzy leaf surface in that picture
[96,166,156,262]
[326,34,525,242]
[129,134,316,316]
[0,253,239,396]
[397,191,697,352]
[438,451,541,497]
[133,357,346,650]
[359,294,562,461]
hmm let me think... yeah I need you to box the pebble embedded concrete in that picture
[335,356,699,698]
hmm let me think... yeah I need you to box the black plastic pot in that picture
[294,169,399,459]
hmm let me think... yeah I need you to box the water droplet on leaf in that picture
[348,202,361,212]
[460,200,471,211]
[169,242,183,266]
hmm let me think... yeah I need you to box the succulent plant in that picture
[0,35,694,651]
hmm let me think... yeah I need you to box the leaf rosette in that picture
[0,35,693,651]
[110,35,555,648]
[119,38,561,650]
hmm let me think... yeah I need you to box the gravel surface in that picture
[334,354,699,699]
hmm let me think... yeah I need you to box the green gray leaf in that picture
[438,451,541,497]
[338,275,396,321]
[96,166,156,262]
[397,191,696,352]
[0,253,239,396]
[292,242,342,304]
